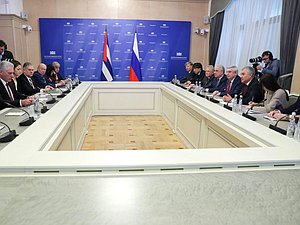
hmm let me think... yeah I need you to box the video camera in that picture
[249,56,262,63]
[249,56,262,78]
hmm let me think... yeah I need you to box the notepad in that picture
[5,112,26,116]
[263,115,277,121]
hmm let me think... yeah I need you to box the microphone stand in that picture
[40,101,49,114]
[46,92,57,104]
[0,121,17,142]
[224,102,232,111]
[242,107,257,121]
[269,115,288,135]
[4,102,35,126]
[56,87,66,98]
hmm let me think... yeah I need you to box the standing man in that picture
[0,40,14,61]
[0,61,33,108]
[257,51,280,80]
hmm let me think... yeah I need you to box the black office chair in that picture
[278,73,293,91]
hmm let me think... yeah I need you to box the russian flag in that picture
[101,29,113,81]
[129,31,142,81]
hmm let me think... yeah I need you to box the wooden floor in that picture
[81,115,187,150]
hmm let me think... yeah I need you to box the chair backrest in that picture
[278,73,293,91]
[287,94,299,107]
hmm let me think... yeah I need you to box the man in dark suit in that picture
[0,40,14,61]
[202,65,215,89]
[0,61,33,108]
[179,61,194,83]
[220,66,243,102]
[17,62,53,96]
[209,64,227,93]
[240,66,264,105]
[32,63,48,88]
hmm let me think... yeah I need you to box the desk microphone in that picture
[269,115,287,135]
[40,102,48,114]
[223,103,232,111]
[4,102,35,126]
[197,93,205,98]
[56,87,66,98]
[242,107,257,121]
[46,92,57,104]
[0,121,17,142]
[209,95,220,104]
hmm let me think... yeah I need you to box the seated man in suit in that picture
[202,65,215,89]
[179,61,194,83]
[190,62,206,85]
[240,66,264,105]
[32,63,48,88]
[216,65,243,102]
[17,62,53,96]
[0,40,14,61]
[208,64,227,93]
[0,61,33,108]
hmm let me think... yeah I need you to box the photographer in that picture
[256,51,280,80]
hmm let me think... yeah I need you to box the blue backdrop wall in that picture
[39,18,191,81]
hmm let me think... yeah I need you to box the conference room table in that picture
[173,82,291,132]
[0,82,299,225]
[0,88,67,150]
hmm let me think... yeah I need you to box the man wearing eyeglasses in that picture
[257,51,280,80]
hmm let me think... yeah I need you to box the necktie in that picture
[226,81,231,93]
[6,83,14,101]
[29,78,35,88]
[217,78,220,86]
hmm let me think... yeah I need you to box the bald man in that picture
[32,63,48,88]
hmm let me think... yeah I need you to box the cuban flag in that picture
[101,29,113,81]
[129,31,142,81]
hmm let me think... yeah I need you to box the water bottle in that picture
[34,93,39,113]
[232,94,238,112]
[172,74,178,84]
[293,121,300,141]
[75,74,79,85]
[286,112,296,138]
[68,75,73,91]
[238,94,243,112]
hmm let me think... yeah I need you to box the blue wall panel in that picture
[39,18,191,81]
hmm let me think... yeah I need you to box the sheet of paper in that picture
[263,115,277,121]
[5,112,26,116]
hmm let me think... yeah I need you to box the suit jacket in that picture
[180,71,194,83]
[0,80,27,107]
[220,76,243,97]
[17,74,40,96]
[281,95,300,115]
[242,78,264,105]
[208,75,227,92]
[32,71,48,88]
[203,76,216,89]
[0,50,14,61]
